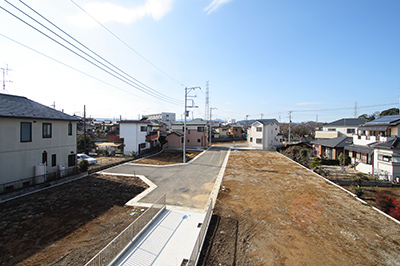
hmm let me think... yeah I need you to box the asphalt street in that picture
[102,146,230,209]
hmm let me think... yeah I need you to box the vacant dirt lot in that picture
[199,150,400,266]
[0,174,147,266]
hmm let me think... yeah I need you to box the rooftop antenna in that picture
[1,64,12,93]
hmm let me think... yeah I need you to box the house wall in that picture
[119,122,149,155]
[248,122,281,150]
[169,123,208,148]
[0,117,77,185]
[167,134,182,148]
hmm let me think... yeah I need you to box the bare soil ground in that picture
[132,150,202,165]
[199,150,400,266]
[0,174,147,266]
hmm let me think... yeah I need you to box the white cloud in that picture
[69,0,175,29]
[204,0,232,15]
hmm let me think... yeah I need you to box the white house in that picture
[346,115,400,181]
[0,94,79,192]
[315,118,366,139]
[119,119,150,155]
[247,119,283,150]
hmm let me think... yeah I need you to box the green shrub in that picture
[354,187,364,197]
[78,159,89,172]
[310,157,321,169]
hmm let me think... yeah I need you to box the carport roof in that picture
[345,145,374,154]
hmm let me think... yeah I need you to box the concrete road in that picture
[101,146,230,210]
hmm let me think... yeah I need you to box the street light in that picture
[184,86,200,163]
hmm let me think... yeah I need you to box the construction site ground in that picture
[2,149,400,266]
[198,150,400,266]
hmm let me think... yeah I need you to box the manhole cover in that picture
[179,187,188,192]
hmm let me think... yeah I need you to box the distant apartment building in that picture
[0,94,79,192]
[143,112,176,131]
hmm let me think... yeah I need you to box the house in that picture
[228,124,244,138]
[312,136,353,159]
[142,112,176,131]
[247,119,283,150]
[345,115,400,181]
[315,118,366,139]
[0,94,79,192]
[119,119,150,155]
[215,125,230,138]
[168,118,208,149]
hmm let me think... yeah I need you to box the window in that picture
[68,154,76,167]
[42,151,48,165]
[20,122,32,142]
[250,137,253,142]
[140,126,147,132]
[378,154,392,162]
[197,139,201,142]
[42,123,52,138]
[256,138,263,144]
[68,122,73,136]
[328,128,336,131]
[51,154,57,167]
[256,127,262,132]
[188,130,191,134]
[347,128,355,134]
[197,127,204,132]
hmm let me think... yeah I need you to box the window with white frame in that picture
[256,127,262,132]
[256,138,262,144]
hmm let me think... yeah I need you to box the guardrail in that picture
[188,199,213,266]
[85,194,166,266]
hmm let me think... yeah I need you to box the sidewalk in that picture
[113,207,205,266]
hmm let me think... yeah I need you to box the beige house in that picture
[169,118,208,149]
[0,94,79,192]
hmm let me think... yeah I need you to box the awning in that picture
[345,145,374,154]
[358,125,388,131]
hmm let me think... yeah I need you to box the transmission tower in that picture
[205,81,210,120]
[1,64,12,93]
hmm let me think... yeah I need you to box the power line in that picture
[17,0,181,105]
[1,1,182,105]
[0,33,168,105]
[70,0,184,87]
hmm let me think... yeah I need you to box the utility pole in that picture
[288,111,292,143]
[83,105,87,154]
[210,107,217,147]
[184,86,200,163]
[261,113,263,119]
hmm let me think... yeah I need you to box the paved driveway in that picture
[101,147,230,210]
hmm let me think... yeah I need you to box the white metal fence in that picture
[188,199,213,266]
[84,194,166,266]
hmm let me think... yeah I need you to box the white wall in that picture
[120,122,149,155]
[247,121,282,150]
[0,118,77,185]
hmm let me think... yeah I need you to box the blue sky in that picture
[0,0,399,122]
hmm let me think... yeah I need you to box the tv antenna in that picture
[1,64,12,93]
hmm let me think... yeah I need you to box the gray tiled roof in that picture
[253,119,278,125]
[326,118,366,127]
[312,136,353,148]
[0,93,79,121]
[372,137,400,149]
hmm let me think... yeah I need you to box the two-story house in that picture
[247,119,283,150]
[168,118,208,149]
[0,94,79,192]
[315,118,366,139]
[119,119,150,155]
[346,115,400,181]
[143,112,176,131]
